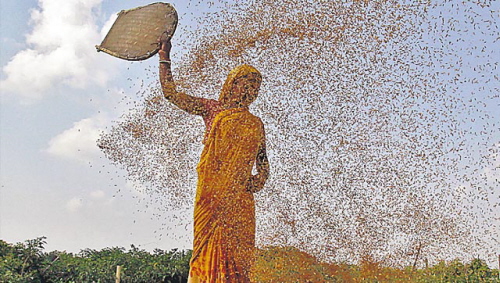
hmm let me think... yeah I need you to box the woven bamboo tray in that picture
[96,2,178,61]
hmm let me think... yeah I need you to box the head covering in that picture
[218,64,261,103]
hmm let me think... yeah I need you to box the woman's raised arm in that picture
[159,40,208,116]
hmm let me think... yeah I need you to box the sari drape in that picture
[188,108,264,283]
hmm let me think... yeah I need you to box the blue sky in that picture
[0,0,207,252]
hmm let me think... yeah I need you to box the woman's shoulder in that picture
[247,108,262,119]
[201,99,223,116]
[202,98,219,108]
[242,109,264,127]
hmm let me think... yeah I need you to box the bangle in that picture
[159,60,171,64]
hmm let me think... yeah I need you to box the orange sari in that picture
[188,108,264,282]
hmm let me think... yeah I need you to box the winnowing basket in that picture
[96,2,178,61]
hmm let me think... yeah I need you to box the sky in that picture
[0,0,499,266]
[0,0,208,253]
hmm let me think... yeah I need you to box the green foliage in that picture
[0,237,48,282]
[2,238,499,282]
[0,237,191,283]
[418,258,499,282]
[253,246,500,282]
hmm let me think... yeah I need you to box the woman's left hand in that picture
[246,175,264,193]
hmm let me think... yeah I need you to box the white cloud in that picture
[45,86,135,163]
[66,197,83,212]
[101,13,118,40]
[0,0,117,102]
[90,190,105,199]
[45,114,107,163]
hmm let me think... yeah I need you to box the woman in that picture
[158,39,269,282]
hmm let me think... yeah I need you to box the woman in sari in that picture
[158,39,269,282]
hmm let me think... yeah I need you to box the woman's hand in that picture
[159,33,172,58]
[246,175,265,193]
[157,35,208,116]
[246,140,269,193]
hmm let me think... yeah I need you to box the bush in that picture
[2,238,499,282]
[0,237,191,282]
